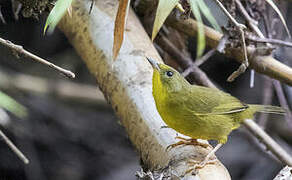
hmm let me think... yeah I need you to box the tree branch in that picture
[166,17,292,86]
[244,119,292,166]
[56,0,292,178]
[0,128,29,164]
[58,0,231,179]
[0,70,105,105]
[163,17,292,167]
[156,35,216,88]
[134,0,292,166]
[0,37,75,78]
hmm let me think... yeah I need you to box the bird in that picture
[146,57,285,170]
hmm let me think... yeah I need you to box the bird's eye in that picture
[166,71,173,77]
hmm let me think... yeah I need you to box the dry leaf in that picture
[113,0,130,60]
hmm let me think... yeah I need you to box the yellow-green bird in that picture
[146,57,285,168]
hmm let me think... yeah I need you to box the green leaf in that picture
[44,0,74,35]
[190,0,205,58]
[196,0,221,33]
[0,91,27,118]
[265,0,291,38]
[152,0,179,41]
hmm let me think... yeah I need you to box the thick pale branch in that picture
[58,0,230,179]
[0,71,105,104]
[166,17,292,86]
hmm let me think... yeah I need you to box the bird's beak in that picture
[146,57,160,70]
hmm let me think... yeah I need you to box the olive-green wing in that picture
[182,85,248,115]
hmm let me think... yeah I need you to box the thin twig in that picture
[0,129,29,164]
[14,3,22,20]
[240,27,249,66]
[214,0,246,29]
[166,17,292,86]
[258,77,274,128]
[234,0,268,87]
[146,0,292,168]
[262,12,272,38]
[235,0,258,26]
[60,0,292,170]
[156,35,292,165]
[11,0,22,20]
[234,0,264,38]
[0,6,6,24]
[273,80,292,129]
[244,119,292,166]
[247,36,292,48]
[182,49,216,77]
[157,27,292,167]
[0,37,75,78]
[194,49,216,67]
[227,28,249,82]
[213,0,249,82]
[219,0,292,161]
[156,35,216,88]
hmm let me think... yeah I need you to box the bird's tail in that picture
[249,104,286,115]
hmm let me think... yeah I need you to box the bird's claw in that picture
[185,158,217,174]
[166,137,212,151]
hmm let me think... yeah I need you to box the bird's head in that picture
[146,57,189,92]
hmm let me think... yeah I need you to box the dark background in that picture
[0,0,292,179]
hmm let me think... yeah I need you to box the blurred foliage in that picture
[0,91,27,118]
[152,0,221,58]
[44,0,73,34]
[190,0,221,57]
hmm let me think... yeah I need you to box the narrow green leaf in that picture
[196,0,221,33]
[190,0,205,58]
[152,0,179,41]
[44,0,74,35]
[265,0,291,38]
[0,91,27,118]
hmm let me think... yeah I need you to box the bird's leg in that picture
[176,137,213,149]
[166,137,212,151]
[187,143,223,173]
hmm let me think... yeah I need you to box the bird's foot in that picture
[185,143,223,174]
[185,157,217,174]
[166,137,212,151]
